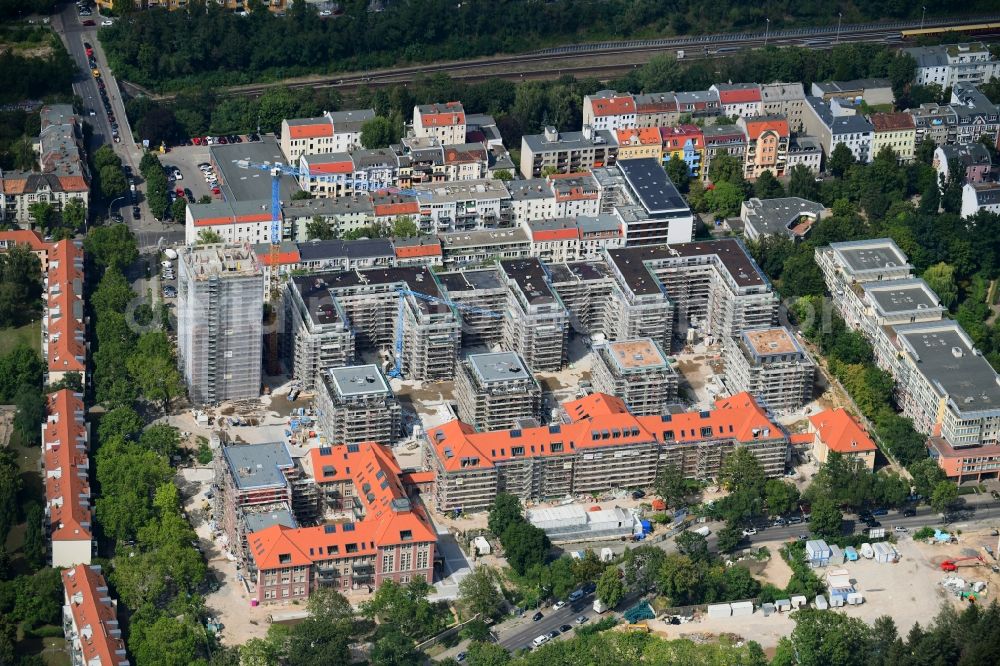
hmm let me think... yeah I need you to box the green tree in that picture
[721,564,761,600]
[765,479,801,517]
[94,144,122,171]
[501,521,550,575]
[291,190,314,200]
[540,165,559,178]
[921,262,958,309]
[128,351,185,415]
[493,169,513,181]
[704,180,744,218]
[487,492,523,538]
[457,565,504,620]
[753,169,785,199]
[931,481,959,515]
[654,462,699,509]
[171,197,187,223]
[675,530,710,562]
[28,201,56,231]
[773,609,874,666]
[128,609,208,666]
[62,197,87,229]
[0,344,44,400]
[909,457,946,499]
[98,406,144,442]
[716,521,743,554]
[139,424,181,458]
[100,164,128,199]
[361,579,448,640]
[787,163,820,201]
[657,554,702,606]
[621,544,665,593]
[707,152,744,186]
[466,641,511,666]
[360,116,401,149]
[286,589,356,666]
[665,154,691,193]
[0,450,22,545]
[370,625,421,666]
[197,229,223,244]
[84,223,138,270]
[0,244,43,327]
[808,497,843,540]
[391,215,419,238]
[595,566,625,609]
[10,136,37,171]
[720,447,766,496]
[13,384,45,446]
[828,143,855,178]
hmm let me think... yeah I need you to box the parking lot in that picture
[161,145,213,202]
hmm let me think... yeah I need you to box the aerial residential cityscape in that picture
[3,2,1000,665]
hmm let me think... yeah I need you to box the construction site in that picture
[454,351,542,431]
[314,364,403,446]
[591,338,679,416]
[722,326,816,412]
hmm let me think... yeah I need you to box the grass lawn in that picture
[0,319,41,355]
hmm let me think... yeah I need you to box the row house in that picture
[521,214,625,264]
[61,565,129,666]
[508,172,602,223]
[760,82,808,132]
[802,97,874,163]
[911,103,960,146]
[45,239,86,384]
[950,83,1000,146]
[660,125,704,178]
[786,136,823,174]
[811,78,895,107]
[737,115,790,180]
[412,179,510,233]
[44,389,93,568]
[675,89,721,120]
[615,128,662,160]
[961,182,1000,219]
[520,125,618,178]
[279,109,375,162]
[425,391,790,512]
[0,228,51,270]
[583,91,638,132]
[870,112,917,163]
[905,42,1000,90]
[934,143,993,187]
[393,236,443,267]
[701,124,747,182]
[413,102,467,145]
[634,92,682,128]
[710,83,764,119]
[249,442,437,601]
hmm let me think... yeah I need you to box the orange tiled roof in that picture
[871,112,915,132]
[717,87,762,105]
[591,96,636,117]
[427,391,784,472]
[289,123,334,140]
[44,389,92,543]
[0,229,49,252]
[250,442,436,570]
[532,226,580,242]
[419,102,466,127]
[395,243,442,259]
[374,198,419,217]
[307,160,354,175]
[808,408,877,454]
[61,565,129,666]
[47,240,86,374]
[743,118,789,140]
[615,128,662,147]
[58,175,89,192]
[257,249,301,266]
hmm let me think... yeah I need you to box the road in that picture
[131,13,1000,100]
[51,4,185,252]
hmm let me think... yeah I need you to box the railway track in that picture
[130,13,1000,101]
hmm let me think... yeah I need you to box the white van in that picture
[531,635,549,649]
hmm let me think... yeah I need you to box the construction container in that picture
[873,542,894,563]
[761,602,775,616]
[829,594,845,608]
[790,595,807,608]
[814,595,829,610]
[730,601,754,617]
[806,539,832,566]
[847,592,864,605]
[829,544,845,565]
[860,543,875,559]
[776,599,792,612]
[707,603,732,618]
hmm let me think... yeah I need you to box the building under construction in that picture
[282,267,462,384]
[455,352,542,431]
[177,244,264,404]
[436,269,509,348]
[591,338,679,416]
[314,365,402,446]
[498,259,569,371]
[723,327,815,412]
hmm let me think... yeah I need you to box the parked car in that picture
[559,624,572,633]
[992,490,1000,500]
[547,630,560,639]
[902,507,917,517]
[132,207,141,220]
[101,19,113,26]
[871,508,888,516]
[576,615,588,624]
[742,527,758,537]
[787,516,803,525]
[532,612,543,622]
[631,489,646,500]
[553,601,565,610]
[455,653,466,663]
[894,526,908,533]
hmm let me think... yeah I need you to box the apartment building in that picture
[723,327,815,412]
[905,42,1000,89]
[616,128,663,160]
[315,365,402,446]
[710,83,763,119]
[591,338,679,416]
[786,136,823,174]
[740,196,824,242]
[523,218,582,263]
[736,115,790,180]
[583,91,638,132]
[634,92,682,127]
[950,83,1000,146]
[660,125,704,178]
[455,352,542,431]
[961,182,1000,218]
[700,125,746,182]
[808,408,877,470]
[61,565,129,666]
[0,105,89,225]
[248,442,437,600]
[43,389,93,567]
[425,391,790,512]
[811,78,894,107]
[802,97,874,163]
[507,172,601,224]
[393,236,443,267]
[520,125,617,178]
[592,158,694,245]
[184,199,279,246]
[44,239,86,385]
[438,227,531,267]
[674,90,721,119]
[760,82,807,132]
[280,109,375,162]
[283,195,376,238]
[934,143,993,186]
[577,214,625,259]
[177,245,264,404]
[870,112,917,162]
[413,102,467,145]
[436,267,512,347]
[412,179,510,233]
[499,259,570,371]
[911,103,960,146]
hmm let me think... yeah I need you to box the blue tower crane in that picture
[388,288,503,379]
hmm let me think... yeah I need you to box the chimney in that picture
[543,126,558,142]
[581,125,593,140]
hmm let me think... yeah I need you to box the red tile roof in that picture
[250,443,437,570]
[374,195,419,218]
[428,391,784,472]
[419,102,466,127]
[395,242,442,259]
[870,112,915,132]
[590,96,636,117]
[717,86,762,105]
[615,128,663,147]
[0,229,49,252]
[257,249,301,266]
[305,159,354,175]
[61,565,129,666]
[743,118,789,140]
[808,408,877,454]
[44,389,92,544]
[288,122,334,139]
[47,240,86,375]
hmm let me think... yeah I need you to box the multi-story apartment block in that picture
[910,103,960,146]
[802,97,874,163]
[583,91,638,132]
[499,259,570,371]
[248,442,437,601]
[674,90,721,120]
[314,365,402,446]
[413,102,467,145]
[722,327,815,412]
[811,78,894,107]
[615,128,663,160]
[177,245,264,404]
[44,389,93,567]
[950,83,1000,146]
[282,195,376,238]
[577,214,625,259]
[737,115,790,180]
[280,109,375,162]
[700,125,746,182]
[808,408,877,470]
[523,218,582,263]
[412,179,510,233]
[660,125,704,177]
[0,105,89,225]
[425,391,790,512]
[455,352,542,431]
[44,239,86,385]
[870,112,917,162]
[634,92,682,127]
[591,338,679,416]
[0,229,50,269]
[520,125,618,178]
[508,172,601,224]
[934,143,993,186]
[961,182,1000,218]
[61,565,129,666]
[393,236,443,267]
[438,227,531,267]
[710,83,763,119]
[760,82,807,132]
[905,42,1000,89]
[740,196,824,242]
[592,158,694,245]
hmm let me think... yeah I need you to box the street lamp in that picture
[921,6,927,30]
[836,13,843,44]
[107,195,125,223]
[764,18,770,49]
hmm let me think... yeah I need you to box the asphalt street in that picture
[51,5,185,252]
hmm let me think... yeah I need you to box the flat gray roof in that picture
[831,239,910,275]
[468,351,533,384]
[211,136,302,203]
[327,364,391,398]
[865,279,940,315]
[243,506,297,533]
[617,158,688,213]
[895,321,1000,411]
[223,443,293,490]
[522,128,616,153]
